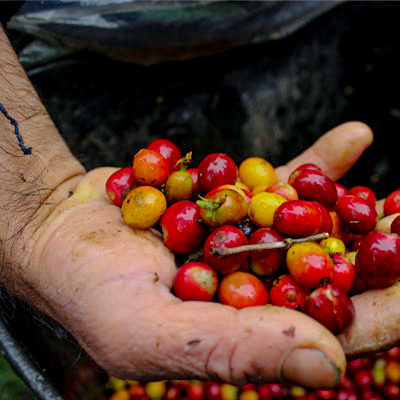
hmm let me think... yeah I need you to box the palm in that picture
[29,122,399,388]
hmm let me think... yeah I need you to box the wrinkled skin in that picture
[17,121,399,390]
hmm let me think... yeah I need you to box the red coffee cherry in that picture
[306,283,355,334]
[198,153,238,193]
[391,215,400,236]
[132,148,169,186]
[336,195,378,234]
[160,200,205,254]
[288,163,322,185]
[105,166,135,207]
[218,271,269,309]
[348,185,377,207]
[173,261,218,302]
[147,138,182,174]
[269,274,308,311]
[331,253,356,294]
[355,230,400,288]
[384,188,400,216]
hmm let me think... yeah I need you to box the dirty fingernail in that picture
[280,348,342,389]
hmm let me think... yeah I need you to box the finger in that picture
[337,282,400,359]
[81,275,346,389]
[275,121,373,182]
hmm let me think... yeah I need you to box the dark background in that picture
[1,1,400,399]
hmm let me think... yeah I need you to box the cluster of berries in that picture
[106,138,400,335]
[104,346,400,400]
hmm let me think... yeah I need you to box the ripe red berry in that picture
[187,382,205,400]
[269,274,308,311]
[331,253,356,294]
[336,195,378,234]
[173,262,218,301]
[354,369,372,391]
[218,271,268,309]
[198,153,238,193]
[187,168,200,200]
[273,200,324,237]
[206,382,221,400]
[147,138,182,174]
[309,201,333,234]
[106,166,136,207]
[161,201,205,254]
[306,284,355,334]
[288,163,322,185]
[391,215,400,236]
[248,228,285,276]
[291,170,338,209]
[204,225,249,274]
[348,186,377,207]
[384,188,400,216]
[355,230,400,288]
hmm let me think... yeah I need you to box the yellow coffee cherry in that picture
[239,156,278,190]
[121,186,166,229]
[248,192,286,227]
[320,237,346,255]
[235,181,251,192]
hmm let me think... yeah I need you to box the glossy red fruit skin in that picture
[204,225,249,274]
[273,200,323,237]
[288,163,322,185]
[338,375,356,392]
[291,170,338,209]
[354,369,372,391]
[331,253,356,293]
[105,167,135,207]
[206,382,221,400]
[306,284,355,334]
[309,201,333,234]
[269,274,308,311]
[198,153,238,193]
[147,138,182,174]
[348,186,377,207]
[384,188,400,216]
[315,390,335,400]
[165,386,182,400]
[336,195,378,234]
[132,148,169,186]
[335,390,358,400]
[257,384,271,400]
[391,215,400,236]
[160,201,205,254]
[355,230,400,288]
[187,382,205,400]
[335,183,348,201]
[218,271,269,309]
[173,262,218,301]
[187,168,200,200]
[248,228,284,276]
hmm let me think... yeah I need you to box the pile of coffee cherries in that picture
[106,138,400,335]
[104,346,400,400]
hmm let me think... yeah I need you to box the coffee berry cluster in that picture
[106,138,400,335]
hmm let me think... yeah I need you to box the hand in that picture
[21,121,385,390]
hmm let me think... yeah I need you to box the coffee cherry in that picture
[320,237,346,255]
[384,189,400,216]
[206,382,222,400]
[198,153,237,193]
[331,253,356,294]
[220,384,238,400]
[132,148,169,186]
[165,170,193,203]
[336,195,378,234]
[290,170,338,209]
[348,186,377,207]
[121,186,166,229]
[197,185,248,228]
[160,201,205,254]
[147,138,182,174]
[248,228,285,276]
[309,201,333,234]
[265,182,299,201]
[204,225,249,274]
[146,381,166,399]
[238,157,278,191]
[306,284,355,334]
[273,200,324,238]
[376,213,400,233]
[355,230,400,288]
[187,381,205,400]
[106,167,136,207]
[248,192,287,227]
[335,183,348,202]
[269,274,307,311]
[288,163,322,185]
[286,242,334,288]
[173,262,218,301]
[218,272,268,309]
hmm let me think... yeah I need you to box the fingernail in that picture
[280,348,342,389]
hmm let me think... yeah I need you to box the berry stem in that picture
[210,232,329,256]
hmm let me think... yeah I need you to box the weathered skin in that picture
[3,24,400,389]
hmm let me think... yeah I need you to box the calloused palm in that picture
[24,121,399,389]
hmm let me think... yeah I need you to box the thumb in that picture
[81,276,346,389]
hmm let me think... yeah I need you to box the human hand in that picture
[18,121,390,390]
